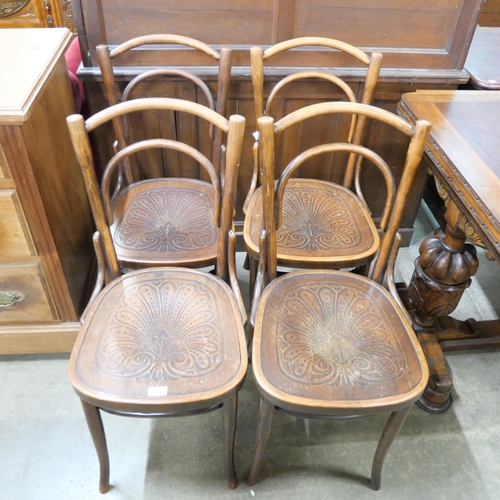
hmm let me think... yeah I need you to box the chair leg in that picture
[354,263,370,276]
[249,256,258,307]
[81,400,110,494]
[246,397,274,487]
[221,394,238,490]
[370,405,412,491]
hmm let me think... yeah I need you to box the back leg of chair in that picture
[246,397,275,487]
[221,394,238,489]
[81,400,110,493]
[370,405,412,491]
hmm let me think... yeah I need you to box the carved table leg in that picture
[406,202,479,412]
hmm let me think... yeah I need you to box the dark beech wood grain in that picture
[246,102,430,490]
[479,0,500,26]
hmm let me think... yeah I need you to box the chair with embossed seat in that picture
[245,102,431,490]
[73,96,243,273]
[66,99,248,492]
[243,38,383,291]
[95,36,232,272]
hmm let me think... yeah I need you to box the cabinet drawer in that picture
[0,189,36,258]
[0,263,58,323]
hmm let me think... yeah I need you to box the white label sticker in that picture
[147,386,169,397]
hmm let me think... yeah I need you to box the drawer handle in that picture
[0,291,25,308]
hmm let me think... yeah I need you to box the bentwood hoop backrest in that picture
[250,37,383,193]
[257,101,431,284]
[97,35,232,183]
[67,98,245,282]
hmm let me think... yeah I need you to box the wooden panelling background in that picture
[479,0,500,26]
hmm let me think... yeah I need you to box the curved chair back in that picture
[246,37,383,208]
[67,98,245,283]
[256,101,430,286]
[97,35,232,183]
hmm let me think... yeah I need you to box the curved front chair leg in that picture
[246,397,275,487]
[371,405,412,491]
[221,394,238,490]
[81,400,110,493]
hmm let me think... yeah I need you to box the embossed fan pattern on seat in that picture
[246,179,378,262]
[74,268,244,401]
[276,280,406,387]
[114,185,217,254]
[258,271,421,403]
[96,279,222,381]
[277,187,361,251]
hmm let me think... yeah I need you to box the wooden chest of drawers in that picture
[0,28,94,354]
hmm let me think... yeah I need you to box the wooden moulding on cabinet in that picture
[0,28,94,354]
[0,0,76,32]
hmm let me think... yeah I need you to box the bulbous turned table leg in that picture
[406,202,479,412]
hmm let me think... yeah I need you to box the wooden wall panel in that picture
[101,0,276,46]
[0,144,9,179]
[293,0,459,48]
[479,0,500,26]
[77,0,482,70]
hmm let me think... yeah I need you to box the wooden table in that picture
[464,27,500,89]
[398,90,500,413]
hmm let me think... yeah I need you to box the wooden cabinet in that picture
[0,0,75,32]
[0,28,94,354]
[74,0,483,245]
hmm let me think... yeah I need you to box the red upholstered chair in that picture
[65,37,85,112]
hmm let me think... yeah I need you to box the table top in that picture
[464,27,500,90]
[0,28,72,124]
[399,90,500,257]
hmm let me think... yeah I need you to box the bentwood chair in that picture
[72,98,244,272]
[97,35,232,180]
[244,38,383,287]
[246,103,431,490]
[66,102,248,492]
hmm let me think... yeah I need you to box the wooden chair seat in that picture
[252,269,426,416]
[111,178,218,268]
[70,267,247,416]
[244,178,379,269]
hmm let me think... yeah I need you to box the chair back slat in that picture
[256,102,431,287]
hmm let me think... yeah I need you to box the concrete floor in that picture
[1,203,500,500]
